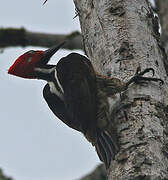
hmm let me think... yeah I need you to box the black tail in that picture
[95,130,119,168]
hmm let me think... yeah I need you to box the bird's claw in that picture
[136,67,155,77]
[126,67,164,87]
[135,66,141,75]
[158,78,164,85]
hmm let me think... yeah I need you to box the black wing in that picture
[43,84,81,131]
[56,53,97,140]
[64,77,96,137]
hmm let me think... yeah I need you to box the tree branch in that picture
[0,27,83,50]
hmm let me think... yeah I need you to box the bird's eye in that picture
[27,57,33,62]
[26,51,36,62]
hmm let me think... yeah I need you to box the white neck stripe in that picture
[54,69,64,94]
[35,67,56,74]
[48,81,64,101]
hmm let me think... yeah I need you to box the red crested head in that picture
[8,42,66,79]
[8,50,44,79]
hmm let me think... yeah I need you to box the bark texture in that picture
[80,164,106,180]
[0,27,83,50]
[73,0,168,179]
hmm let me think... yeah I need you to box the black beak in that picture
[40,41,66,64]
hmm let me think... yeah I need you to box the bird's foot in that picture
[126,67,164,87]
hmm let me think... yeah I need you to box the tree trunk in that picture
[73,0,168,179]
[80,164,106,180]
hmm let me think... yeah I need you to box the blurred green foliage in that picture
[0,169,13,180]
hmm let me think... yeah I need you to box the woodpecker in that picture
[8,42,163,168]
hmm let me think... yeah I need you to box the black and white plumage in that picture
[43,53,97,134]
[8,43,163,168]
[42,53,117,167]
[8,42,117,167]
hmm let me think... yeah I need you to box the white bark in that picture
[73,0,168,179]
